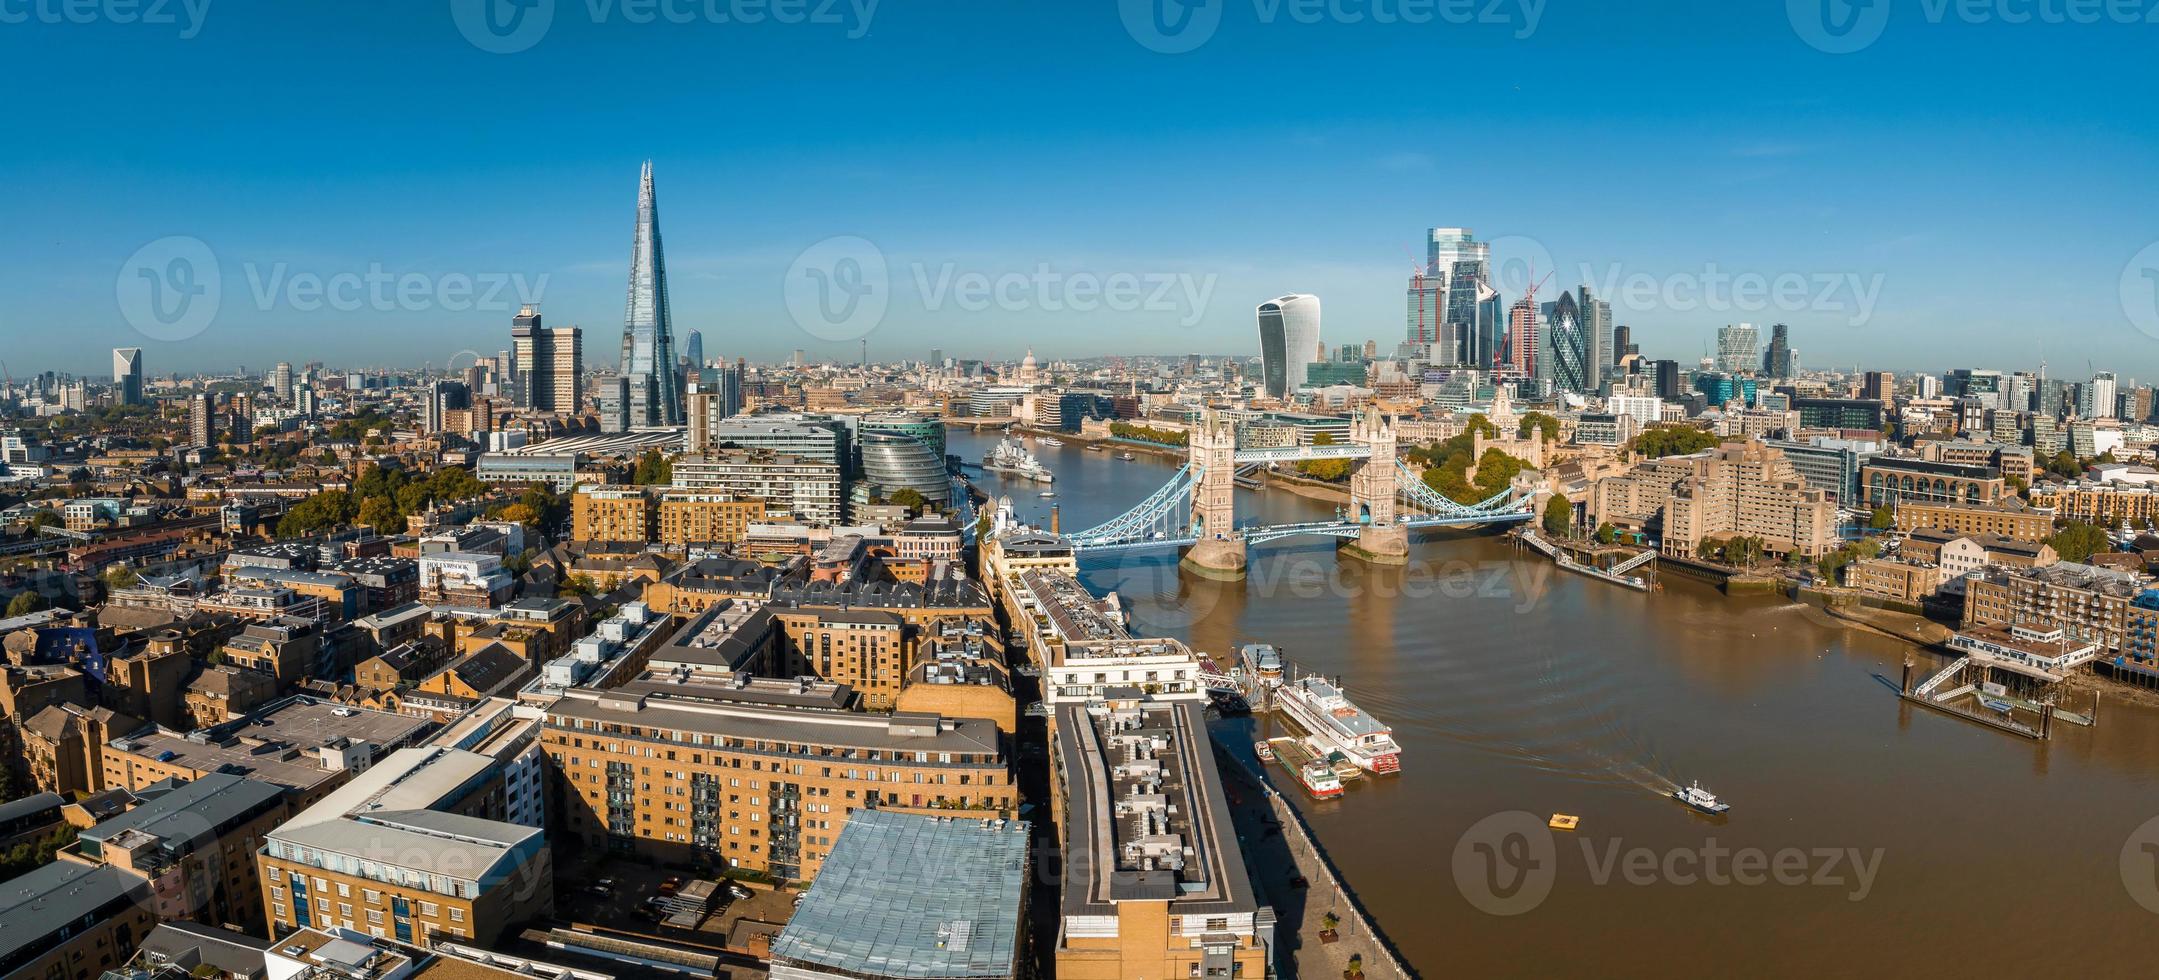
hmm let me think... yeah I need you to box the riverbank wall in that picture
[1216,745,1418,980]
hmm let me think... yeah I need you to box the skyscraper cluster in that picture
[511,304,584,415]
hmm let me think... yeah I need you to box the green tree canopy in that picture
[1542,494,1573,536]
[2051,521,2111,563]
[6,591,47,617]
[631,449,674,486]
[1631,427,1719,459]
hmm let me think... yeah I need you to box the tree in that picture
[1596,523,1620,545]
[1631,427,1719,459]
[100,565,137,593]
[25,510,61,531]
[277,489,358,538]
[887,488,927,514]
[1542,494,1573,537]
[1295,458,1351,482]
[631,449,673,486]
[357,496,401,529]
[1868,507,1895,531]
[499,503,539,527]
[558,573,600,598]
[1518,412,1561,443]
[6,591,47,617]
[2050,521,2111,564]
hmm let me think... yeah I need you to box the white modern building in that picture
[1256,293,1323,399]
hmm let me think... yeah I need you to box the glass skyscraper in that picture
[620,161,683,426]
[1255,294,1323,399]
[1425,228,1496,368]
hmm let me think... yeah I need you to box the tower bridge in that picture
[1064,407,1535,578]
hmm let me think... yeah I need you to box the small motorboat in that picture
[1254,741,1276,762]
[1549,814,1580,831]
[1673,781,1731,815]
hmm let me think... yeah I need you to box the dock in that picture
[1265,735,1363,787]
[1516,530,1655,592]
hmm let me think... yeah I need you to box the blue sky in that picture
[3,0,2157,380]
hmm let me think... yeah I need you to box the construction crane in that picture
[1488,261,1550,376]
[1400,246,1444,348]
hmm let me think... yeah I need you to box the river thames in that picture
[953,427,2159,977]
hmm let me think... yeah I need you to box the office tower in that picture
[619,161,682,426]
[931,347,944,367]
[271,361,294,403]
[188,392,216,446]
[1544,292,1591,393]
[1255,294,1323,399]
[1364,339,1378,360]
[592,373,631,433]
[1505,297,1539,376]
[111,348,142,406]
[511,305,584,414]
[423,380,469,434]
[2086,371,2119,419]
[1918,374,1942,399]
[1427,228,1496,367]
[1576,284,1611,389]
[1715,324,1760,374]
[1613,324,1633,362]
[1764,323,1794,378]
[2004,371,2036,414]
[1863,371,1895,402]
[684,329,704,370]
[1405,271,1443,346]
[1653,359,1682,400]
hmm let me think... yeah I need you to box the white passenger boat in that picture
[1275,675,1401,774]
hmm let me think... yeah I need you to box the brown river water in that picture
[954,429,2159,978]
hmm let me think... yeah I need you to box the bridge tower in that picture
[1343,405,1409,564]
[1180,408,1247,579]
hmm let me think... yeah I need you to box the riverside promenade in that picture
[1216,745,1417,980]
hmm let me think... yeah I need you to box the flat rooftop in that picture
[1016,569,1128,641]
[545,688,1000,760]
[1055,699,1258,918]
[109,697,431,791]
[771,810,1027,980]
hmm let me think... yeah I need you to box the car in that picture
[658,875,683,896]
[727,883,754,901]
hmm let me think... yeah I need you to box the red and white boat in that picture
[1297,760,1344,800]
[1276,675,1401,774]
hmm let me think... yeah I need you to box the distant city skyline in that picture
[6,5,2158,380]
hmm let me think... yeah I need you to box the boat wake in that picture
[1398,637,1679,798]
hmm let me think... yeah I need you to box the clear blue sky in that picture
[3,0,2156,380]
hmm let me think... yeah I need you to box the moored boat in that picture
[1239,644,1285,689]
[1276,674,1401,774]
[1297,760,1344,800]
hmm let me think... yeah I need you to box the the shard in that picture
[620,160,682,426]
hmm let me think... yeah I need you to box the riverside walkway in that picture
[1216,744,1416,980]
